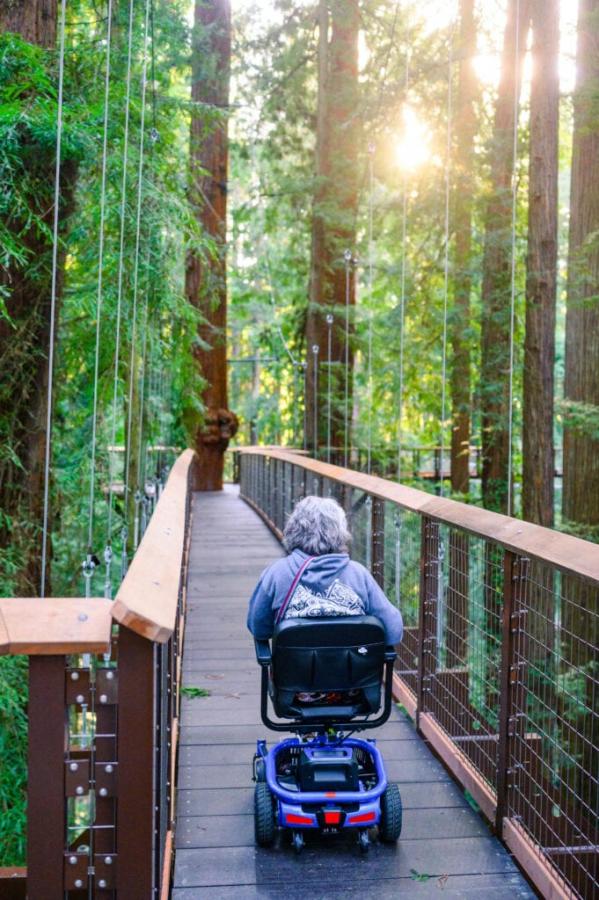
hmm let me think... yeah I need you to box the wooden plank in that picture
[392,672,417,719]
[170,717,179,822]
[419,712,497,823]
[503,818,572,900]
[160,831,174,900]
[112,449,196,643]
[0,597,112,656]
[237,448,599,585]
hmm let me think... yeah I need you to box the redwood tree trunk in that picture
[450,0,477,495]
[0,0,76,594]
[479,0,530,512]
[186,0,237,491]
[563,0,599,536]
[305,0,359,458]
[522,0,558,527]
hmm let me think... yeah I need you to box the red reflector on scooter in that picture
[349,811,377,824]
[324,811,341,825]
[286,813,313,826]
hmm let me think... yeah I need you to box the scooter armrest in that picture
[254,638,272,667]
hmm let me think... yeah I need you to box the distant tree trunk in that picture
[0,0,57,44]
[186,0,238,491]
[479,0,530,512]
[305,0,359,457]
[450,0,477,495]
[522,0,558,527]
[0,0,76,594]
[563,0,599,536]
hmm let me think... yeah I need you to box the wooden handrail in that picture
[236,447,599,585]
[112,448,196,642]
[0,597,112,656]
[0,449,196,653]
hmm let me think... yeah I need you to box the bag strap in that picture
[275,555,315,624]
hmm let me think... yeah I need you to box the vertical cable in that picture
[506,0,521,517]
[106,0,136,588]
[366,142,375,475]
[397,50,410,482]
[40,0,67,598]
[87,0,114,556]
[326,313,333,462]
[439,26,454,498]
[123,0,152,558]
[343,249,352,467]
[312,344,319,456]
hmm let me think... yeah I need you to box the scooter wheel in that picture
[254,756,266,783]
[379,782,402,842]
[254,783,275,846]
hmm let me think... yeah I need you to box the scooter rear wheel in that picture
[379,783,402,842]
[254,782,276,846]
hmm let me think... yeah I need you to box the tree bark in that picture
[450,0,477,495]
[0,0,76,594]
[305,0,359,457]
[522,0,558,527]
[563,0,599,535]
[479,0,530,513]
[0,0,57,46]
[186,0,237,491]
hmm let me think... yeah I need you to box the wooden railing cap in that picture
[0,597,113,656]
[237,447,599,585]
[111,449,196,643]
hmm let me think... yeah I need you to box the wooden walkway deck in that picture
[172,486,536,898]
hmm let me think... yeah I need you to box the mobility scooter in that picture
[252,615,403,853]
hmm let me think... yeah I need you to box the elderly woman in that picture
[247,495,403,645]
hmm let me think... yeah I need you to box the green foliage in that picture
[181,685,211,699]
[0,657,28,865]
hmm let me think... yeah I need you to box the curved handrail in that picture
[236,447,599,585]
[112,448,197,642]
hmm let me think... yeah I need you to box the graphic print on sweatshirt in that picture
[284,579,366,619]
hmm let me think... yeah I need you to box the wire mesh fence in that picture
[238,449,599,899]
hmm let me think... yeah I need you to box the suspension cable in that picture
[106,0,136,550]
[86,0,114,556]
[439,26,454,498]
[506,0,521,517]
[123,0,152,555]
[396,49,410,482]
[40,0,68,598]
[103,0,136,596]
[366,142,375,475]
[343,249,353,468]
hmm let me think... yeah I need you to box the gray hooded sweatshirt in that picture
[247,549,403,644]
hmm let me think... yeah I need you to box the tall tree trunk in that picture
[479,0,530,513]
[522,0,558,527]
[0,0,76,594]
[0,0,57,45]
[186,0,237,491]
[450,0,477,495]
[563,0,599,536]
[562,0,599,825]
[305,0,359,457]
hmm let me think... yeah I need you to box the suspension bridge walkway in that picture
[0,448,597,899]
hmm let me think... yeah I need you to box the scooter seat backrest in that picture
[271,615,386,694]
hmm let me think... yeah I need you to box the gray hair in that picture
[283,495,351,555]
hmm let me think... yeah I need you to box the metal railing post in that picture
[417,516,438,729]
[371,497,385,588]
[27,656,66,899]
[496,551,528,833]
[116,626,156,898]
